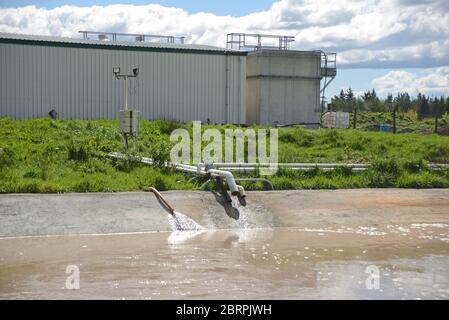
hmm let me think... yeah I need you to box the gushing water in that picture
[167,211,205,245]
[168,212,204,232]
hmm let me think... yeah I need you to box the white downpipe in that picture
[207,169,239,195]
[174,163,239,195]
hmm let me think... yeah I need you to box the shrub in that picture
[112,153,142,172]
[16,180,42,193]
[154,176,168,191]
[372,159,401,176]
[279,130,299,144]
[23,170,40,179]
[441,112,449,125]
[402,159,425,173]
[425,144,449,163]
[396,173,449,188]
[334,166,353,176]
[147,139,173,166]
[154,119,183,135]
[273,177,295,190]
[368,159,402,187]
[68,142,89,161]
[321,129,342,147]
[299,134,315,147]
[80,158,109,174]
[404,110,418,122]
[0,147,14,169]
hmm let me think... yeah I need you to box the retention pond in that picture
[1,189,449,299]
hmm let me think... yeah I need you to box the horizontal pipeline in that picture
[108,152,240,195]
[216,167,369,172]
[203,163,449,171]
[109,153,448,172]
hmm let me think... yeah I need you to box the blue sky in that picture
[1,0,448,98]
[0,0,275,16]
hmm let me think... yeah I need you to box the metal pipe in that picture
[208,169,239,195]
[237,185,246,198]
[149,187,175,215]
[198,162,371,168]
[109,153,447,193]
[108,152,241,196]
[174,163,240,195]
[109,154,447,171]
[215,167,369,172]
[124,76,128,111]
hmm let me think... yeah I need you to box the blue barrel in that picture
[379,123,390,132]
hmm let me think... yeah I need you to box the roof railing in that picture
[79,31,185,44]
[226,33,295,51]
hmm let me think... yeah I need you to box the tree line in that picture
[329,88,449,120]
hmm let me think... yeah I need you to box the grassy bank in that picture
[1,116,449,193]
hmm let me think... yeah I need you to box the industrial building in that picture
[0,32,246,124]
[0,32,336,126]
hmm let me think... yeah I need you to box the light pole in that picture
[113,67,139,109]
[113,67,140,150]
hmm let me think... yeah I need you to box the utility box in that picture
[322,111,349,129]
[118,110,139,135]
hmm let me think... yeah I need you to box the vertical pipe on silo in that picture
[224,53,229,124]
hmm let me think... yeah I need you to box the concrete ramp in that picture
[1,189,449,237]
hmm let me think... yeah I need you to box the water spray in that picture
[149,187,205,233]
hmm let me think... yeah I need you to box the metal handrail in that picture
[79,31,185,44]
[227,33,295,51]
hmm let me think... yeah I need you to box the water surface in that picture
[1,222,448,299]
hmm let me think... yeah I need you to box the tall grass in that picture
[0,117,448,193]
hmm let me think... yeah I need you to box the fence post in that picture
[435,114,438,134]
[392,106,397,134]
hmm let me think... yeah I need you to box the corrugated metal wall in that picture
[0,42,246,124]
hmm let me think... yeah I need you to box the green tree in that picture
[415,93,430,119]
[394,92,412,112]
[362,89,385,112]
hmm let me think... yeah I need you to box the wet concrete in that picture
[1,189,448,236]
[1,189,449,299]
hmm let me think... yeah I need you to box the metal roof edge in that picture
[0,33,247,56]
[247,49,321,56]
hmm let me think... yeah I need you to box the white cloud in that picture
[0,0,448,69]
[372,67,449,96]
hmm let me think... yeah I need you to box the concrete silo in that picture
[227,33,336,126]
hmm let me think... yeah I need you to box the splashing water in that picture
[168,211,204,232]
[167,211,205,245]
